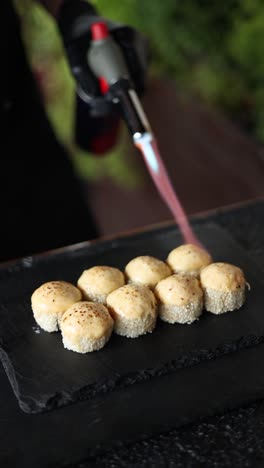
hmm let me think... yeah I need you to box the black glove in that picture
[57,0,149,153]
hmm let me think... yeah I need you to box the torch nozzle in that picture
[107,79,152,139]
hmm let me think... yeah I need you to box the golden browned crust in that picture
[60,301,114,352]
[77,266,125,304]
[125,255,171,288]
[107,284,157,337]
[167,244,212,276]
[200,262,246,292]
[31,281,81,332]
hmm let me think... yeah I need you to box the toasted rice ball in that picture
[31,281,81,332]
[200,262,247,314]
[167,244,212,277]
[106,284,157,338]
[77,266,125,304]
[60,301,114,353]
[125,255,172,289]
[155,274,203,324]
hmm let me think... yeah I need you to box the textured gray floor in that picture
[69,403,264,468]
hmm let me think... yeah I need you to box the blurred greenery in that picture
[94,0,264,140]
[14,0,264,184]
[13,0,142,188]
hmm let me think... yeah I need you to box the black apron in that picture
[0,0,98,262]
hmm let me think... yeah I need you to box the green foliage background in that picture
[14,0,264,184]
[14,0,141,188]
[94,0,264,141]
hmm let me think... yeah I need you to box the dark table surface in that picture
[1,197,264,468]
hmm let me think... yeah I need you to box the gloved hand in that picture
[57,0,149,153]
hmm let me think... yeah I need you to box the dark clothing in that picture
[0,0,98,263]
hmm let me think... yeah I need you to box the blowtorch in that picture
[58,0,200,246]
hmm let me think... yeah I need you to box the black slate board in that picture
[0,223,263,414]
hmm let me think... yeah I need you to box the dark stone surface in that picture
[2,340,264,468]
[1,199,264,467]
[0,223,263,414]
[69,402,264,468]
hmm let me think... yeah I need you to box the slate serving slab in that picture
[0,222,263,414]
